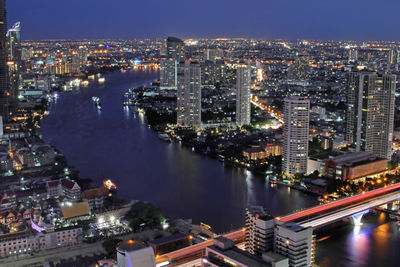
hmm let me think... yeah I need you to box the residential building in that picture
[177,61,201,127]
[245,206,275,256]
[345,72,396,160]
[282,96,310,175]
[160,59,177,89]
[236,61,251,126]
[274,223,314,267]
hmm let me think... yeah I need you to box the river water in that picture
[40,69,400,266]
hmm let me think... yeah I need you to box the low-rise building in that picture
[82,187,109,210]
[243,144,282,161]
[324,152,387,181]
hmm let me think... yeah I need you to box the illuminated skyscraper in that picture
[159,58,177,89]
[177,61,201,127]
[345,72,396,160]
[0,0,9,119]
[282,96,310,175]
[236,61,251,126]
[348,48,358,63]
[7,21,21,111]
[166,37,185,61]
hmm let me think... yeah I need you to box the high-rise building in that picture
[348,48,359,63]
[274,223,314,267]
[166,36,185,61]
[204,48,224,61]
[245,206,275,256]
[345,72,396,160]
[177,61,201,127]
[78,45,88,65]
[6,21,21,114]
[236,61,251,126]
[282,96,310,175]
[159,59,177,89]
[0,0,9,120]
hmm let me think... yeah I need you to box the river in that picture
[39,69,400,266]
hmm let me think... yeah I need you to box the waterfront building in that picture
[243,144,282,161]
[160,58,177,89]
[345,72,396,160]
[282,96,310,175]
[78,45,88,65]
[0,0,9,120]
[236,61,251,127]
[117,240,156,267]
[177,61,202,128]
[166,36,185,61]
[324,151,387,181]
[274,222,314,267]
[245,206,275,256]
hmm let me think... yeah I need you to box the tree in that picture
[102,238,122,256]
[125,202,164,232]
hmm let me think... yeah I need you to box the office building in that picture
[6,21,20,111]
[166,36,185,61]
[282,96,310,175]
[0,0,9,120]
[245,206,275,256]
[160,58,177,89]
[345,72,396,160]
[274,223,314,267]
[116,240,156,267]
[177,61,201,127]
[236,61,251,126]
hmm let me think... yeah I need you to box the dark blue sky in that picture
[7,0,400,40]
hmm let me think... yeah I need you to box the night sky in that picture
[7,0,400,40]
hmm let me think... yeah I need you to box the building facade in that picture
[345,72,396,160]
[282,96,310,175]
[236,61,251,126]
[160,59,177,89]
[177,61,202,127]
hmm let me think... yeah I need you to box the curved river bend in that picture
[40,70,400,266]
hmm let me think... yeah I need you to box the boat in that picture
[158,133,171,142]
[98,77,105,83]
[218,155,225,162]
[103,179,117,193]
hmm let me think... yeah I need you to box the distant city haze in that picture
[8,0,400,40]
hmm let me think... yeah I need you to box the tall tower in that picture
[236,61,251,126]
[345,72,396,160]
[159,59,177,89]
[0,0,9,120]
[7,21,21,111]
[282,96,310,175]
[177,61,201,128]
[166,37,185,61]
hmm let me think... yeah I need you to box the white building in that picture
[282,96,310,175]
[117,240,156,267]
[274,223,314,267]
[236,61,251,126]
[177,61,202,128]
[245,206,275,256]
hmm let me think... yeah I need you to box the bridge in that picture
[156,183,400,266]
[279,183,400,228]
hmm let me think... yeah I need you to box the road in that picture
[0,241,105,267]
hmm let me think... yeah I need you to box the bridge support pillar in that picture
[351,210,369,226]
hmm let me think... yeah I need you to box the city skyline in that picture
[7,0,400,41]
